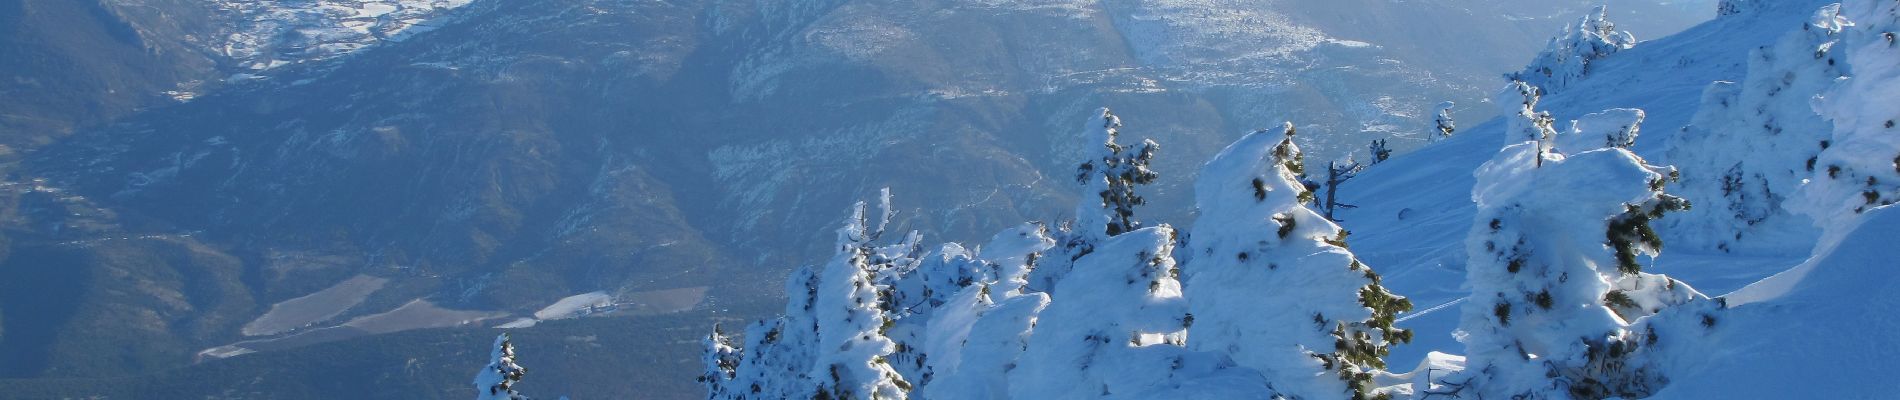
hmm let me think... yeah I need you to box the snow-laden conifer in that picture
[1008,224,1196,399]
[810,198,913,399]
[1031,108,1159,293]
[1512,6,1636,92]
[1367,139,1392,165]
[918,224,1055,399]
[1184,123,1413,400]
[1665,5,1848,253]
[1499,81,1561,170]
[720,265,825,399]
[1453,86,1710,399]
[475,333,529,400]
[1074,107,1159,240]
[1431,101,1457,142]
[698,324,743,399]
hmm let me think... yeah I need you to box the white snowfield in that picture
[696,0,1900,398]
[530,291,615,321]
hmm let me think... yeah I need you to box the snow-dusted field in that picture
[342,299,506,335]
[240,274,387,336]
[531,292,614,320]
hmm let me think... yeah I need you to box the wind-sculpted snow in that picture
[1332,1,1894,398]
[1651,206,1900,398]
[1666,14,1900,379]
[1786,0,1900,236]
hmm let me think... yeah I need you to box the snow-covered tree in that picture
[918,223,1056,399]
[1431,101,1457,142]
[1075,107,1160,239]
[886,244,981,314]
[1511,6,1636,92]
[920,290,1047,399]
[1665,5,1848,253]
[809,198,913,400]
[982,223,1056,298]
[1453,94,1710,399]
[475,333,529,400]
[699,325,744,399]
[1184,124,1413,400]
[881,241,976,388]
[715,265,825,400]
[1031,108,1160,293]
[1367,139,1391,165]
[709,192,915,400]
[1787,0,1900,236]
[1501,81,1559,167]
[1009,224,1197,399]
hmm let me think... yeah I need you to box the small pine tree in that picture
[1501,81,1559,167]
[1073,107,1161,239]
[1367,139,1391,164]
[1510,6,1636,92]
[1432,101,1457,142]
[475,333,529,400]
[1033,108,1160,293]
[699,325,743,399]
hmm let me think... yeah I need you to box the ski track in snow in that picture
[1396,297,1464,324]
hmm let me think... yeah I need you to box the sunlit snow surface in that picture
[1333,0,1845,370]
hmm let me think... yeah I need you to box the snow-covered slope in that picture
[1652,208,1899,398]
[1332,0,1837,368]
[1659,9,1900,395]
[690,0,1900,398]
